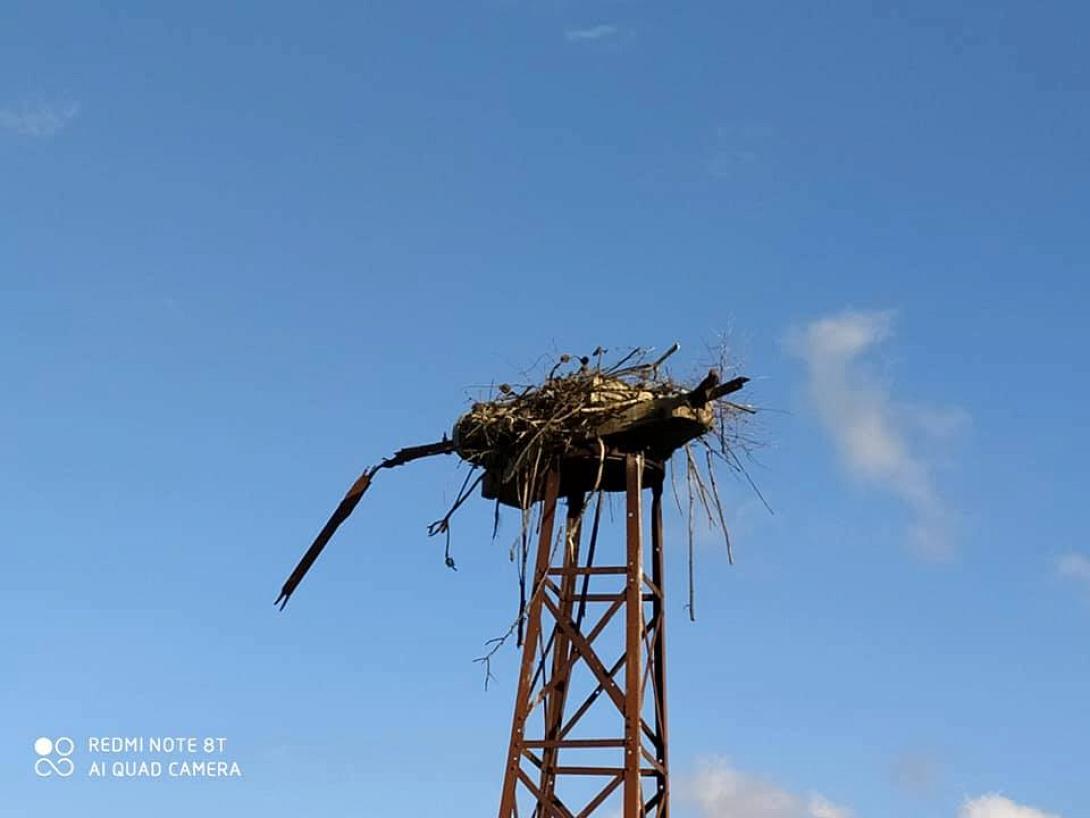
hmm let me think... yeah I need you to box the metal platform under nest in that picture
[481,449,667,507]
[479,395,715,507]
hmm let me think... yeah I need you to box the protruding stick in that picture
[650,341,681,370]
[707,376,749,402]
[686,371,750,407]
[275,438,455,609]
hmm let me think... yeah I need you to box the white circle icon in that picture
[33,736,75,778]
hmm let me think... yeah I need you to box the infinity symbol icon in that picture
[34,737,75,778]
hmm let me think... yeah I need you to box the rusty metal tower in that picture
[497,453,671,818]
[274,350,749,818]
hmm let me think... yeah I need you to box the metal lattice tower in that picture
[273,352,751,817]
[498,453,670,818]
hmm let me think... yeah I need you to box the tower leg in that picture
[498,469,561,818]
[623,454,644,817]
[497,456,670,817]
[649,484,670,816]
[539,492,585,806]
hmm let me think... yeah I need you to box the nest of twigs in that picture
[452,345,749,509]
[276,343,761,645]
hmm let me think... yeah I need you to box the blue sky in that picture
[2,2,1088,817]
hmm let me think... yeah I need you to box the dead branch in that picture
[275,438,455,609]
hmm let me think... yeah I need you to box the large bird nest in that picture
[275,345,760,652]
[452,346,749,508]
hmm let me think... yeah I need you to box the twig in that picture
[704,448,734,565]
[686,455,696,622]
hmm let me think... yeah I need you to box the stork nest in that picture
[275,344,759,620]
[452,346,750,507]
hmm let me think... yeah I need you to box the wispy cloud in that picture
[565,24,618,42]
[0,99,80,137]
[680,757,1060,818]
[960,794,1060,818]
[1056,551,1090,592]
[787,310,966,559]
[680,757,853,818]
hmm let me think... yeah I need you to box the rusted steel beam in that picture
[577,592,625,603]
[559,653,624,742]
[516,767,573,818]
[498,468,561,818]
[539,494,585,805]
[641,575,664,599]
[542,595,626,712]
[555,767,626,776]
[649,485,671,817]
[539,767,662,777]
[577,775,624,818]
[624,454,645,818]
[531,597,624,714]
[523,739,625,749]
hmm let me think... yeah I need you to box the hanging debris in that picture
[275,344,755,610]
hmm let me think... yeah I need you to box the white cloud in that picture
[809,795,853,818]
[787,309,963,558]
[680,758,1060,818]
[1056,551,1090,590]
[681,757,853,818]
[960,794,1060,818]
[565,24,618,42]
[0,99,80,137]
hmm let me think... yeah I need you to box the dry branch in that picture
[275,439,455,609]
